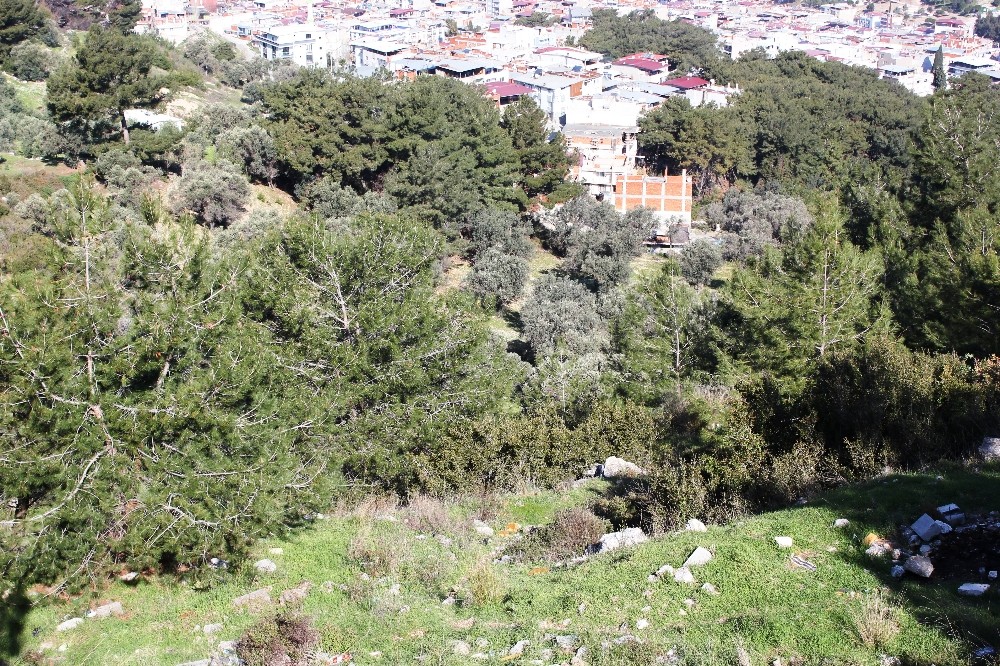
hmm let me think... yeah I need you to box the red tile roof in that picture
[661,76,709,89]
[612,56,668,72]
[486,81,534,97]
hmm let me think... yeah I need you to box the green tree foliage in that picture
[47,26,169,145]
[612,261,715,403]
[170,159,251,226]
[108,0,143,33]
[467,208,533,260]
[218,125,279,186]
[514,12,558,27]
[297,176,396,220]
[579,10,723,75]
[638,97,754,193]
[679,239,722,286]
[469,247,530,307]
[704,188,813,262]
[975,14,1000,42]
[722,205,887,385]
[500,97,576,201]
[0,0,51,63]
[521,275,605,356]
[6,41,54,81]
[932,45,946,90]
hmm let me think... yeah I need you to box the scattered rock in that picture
[510,639,531,656]
[452,640,471,656]
[472,520,494,537]
[203,623,223,635]
[656,564,675,578]
[636,619,649,630]
[119,572,140,583]
[451,617,475,630]
[979,436,1000,461]
[572,646,589,666]
[891,565,905,578]
[937,503,965,526]
[253,559,277,574]
[919,545,932,555]
[472,653,489,660]
[834,518,850,528]
[279,581,312,605]
[989,571,998,580]
[685,518,707,532]
[268,547,284,555]
[673,567,695,584]
[683,598,696,607]
[903,556,934,578]
[973,646,997,659]
[578,603,587,615]
[701,582,719,595]
[774,536,793,549]
[86,601,123,619]
[958,583,990,597]
[442,596,456,606]
[55,618,83,632]
[683,546,713,568]
[175,661,210,666]
[911,514,941,542]
[601,456,645,479]
[232,588,272,610]
[587,527,647,555]
[866,544,889,558]
[555,634,579,650]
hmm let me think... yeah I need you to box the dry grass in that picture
[852,589,900,648]
[346,526,403,579]
[401,494,467,537]
[467,559,506,607]
[505,507,608,563]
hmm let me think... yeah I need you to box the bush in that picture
[235,612,319,666]
[521,275,605,356]
[679,239,722,286]
[468,247,529,307]
[467,559,506,606]
[6,42,54,81]
[504,508,608,562]
[170,159,250,226]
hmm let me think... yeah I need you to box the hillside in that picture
[18,463,1000,666]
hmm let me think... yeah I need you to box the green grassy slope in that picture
[18,464,1000,666]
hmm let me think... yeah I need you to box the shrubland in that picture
[0,12,999,664]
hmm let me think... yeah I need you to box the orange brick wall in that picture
[613,172,692,218]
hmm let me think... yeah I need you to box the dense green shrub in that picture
[505,508,608,562]
[235,612,319,666]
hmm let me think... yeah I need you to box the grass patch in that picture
[16,466,1000,665]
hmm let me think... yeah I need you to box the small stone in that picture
[555,634,579,650]
[656,564,675,578]
[388,583,401,596]
[866,544,888,558]
[452,640,471,656]
[268,547,284,555]
[572,646,589,665]
[578,603,587,615]
[934,520,952,534]
[891,565,905,578]
[683,598,696,607]
[673,567,695,583]
[442,596,456,606]
[775,536,793,549]
[958,583,990,597]
[701,582,719,595]
[278,581,312,605]
[56,618,83,632]
[203,623,223,635]
[911,514,942,542]
[86,601,123,619]
[647,574,659,583]
[833,518,850,528]
[587,527,647,555]
[472,653,489,660]
[903,555,934,578]
[919,544,932,555]
[58,644,68,652]
[510,639,530,656]
[636,619,649,630]
[989,571,997,580]
[685,518,707,532]
[683,546,713,568]
[253,559,277,574]
[473,520,494,537]
[641,605,652,613]
[119,572,140,582]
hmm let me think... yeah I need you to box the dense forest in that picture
[1,7,999,658]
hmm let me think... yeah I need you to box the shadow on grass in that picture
[815,463,1000,661]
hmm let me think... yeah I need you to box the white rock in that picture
[683,546,713,568]
[933,520,952,535]
[833,518,850,528]
[86,601,123,619]
[268,548,283,555]
[56,618,84,632]
[685,518,707,532]
[673,567,695,583]
[656,564,675,578]
[601,456,645,479]
[635,619,649,630]
[510,640,531,656]
[891,565,905,578]
[452,640,471,656]
[774,536,793,549]
[957,583,990,597]
[979,436,1000,461]
[989,571,997,580]
[866,544,889,558]
[903,555,934,578]
[937,503,959,514]
[911,514,942,542]
[701,582,719,595]
[919,545,932,555]
[203,623,224,635]
[254,559,277,574]
[472,520,494,537]
[58,644,67,652]
[587,528,647,555]
[388,583,401,596]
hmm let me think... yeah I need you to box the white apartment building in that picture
[255,24,330,67]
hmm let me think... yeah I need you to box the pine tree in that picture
[932,45,947,90]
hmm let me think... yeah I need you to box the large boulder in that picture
[586,527,647,555]
[903,555,934,578]
[980,437,1000,461]
[601,457,645,479]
